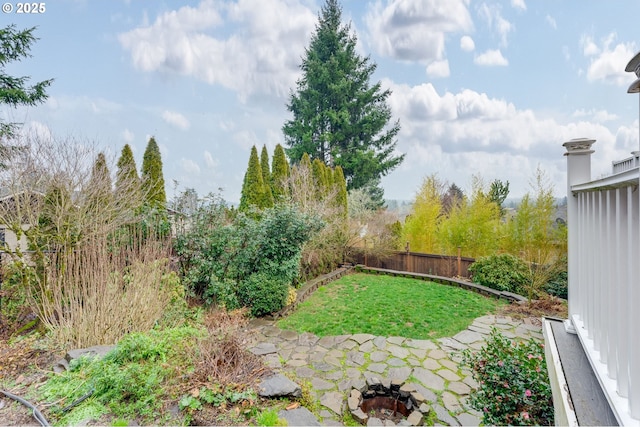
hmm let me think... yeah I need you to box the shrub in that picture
[236,273,289,317]
[0,260,37,334]
[545,270,567,299]
[469,253,528,294]
[460,329,553,426]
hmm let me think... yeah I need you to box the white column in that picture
[563,138,595,332]
[628,186,640,417]
[617,187,630,397]
[605,189,615,374]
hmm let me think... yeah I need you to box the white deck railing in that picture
[564,138,640,426]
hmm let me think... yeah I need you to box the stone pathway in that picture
[245,314,543,426]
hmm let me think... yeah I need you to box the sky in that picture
[2,0,640,204]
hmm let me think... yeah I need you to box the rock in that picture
[320,391,344,415]
[351,408,369,424]
[278,407,321,426]
[367,417,384,426]
[53,358,69,373]
[65,345,115,363]
[258,374,302,398]
[347,390,361,411]
[250,342,278,355]
[406,411,423,426]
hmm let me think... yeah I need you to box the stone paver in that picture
[245,307,543,426]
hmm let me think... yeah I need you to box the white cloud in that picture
[118,0,316,101]
[581,34,637,86]
[203,150,218,168]
[162,110,190,130]
[365,0,472,63]
[122,128,134,143]
[426,60,450,78]
[572,109,618,123]
[181,158,201,175]
[545,15,557,30]
[381,79,627,200]
[511,0,526,11]
[477,3,513,47]
[460,36,475,52]
[474,49,508,66]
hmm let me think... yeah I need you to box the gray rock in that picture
[296,366,316,378]
[65,345,115,363]
[387,345,410,359]
[352,333,375,344]
[299,332,320,346]
[250,342,278,355]
[432,403,460,426]
[280,330,299,341]
[452,330,484,345]
[367,417,384,426]
[370,350,390,363]
[351,408,368,424]
[258,374,302,398]
[412,367,445,390]
[320,391,344,415]
[388,366,412,382]
[368,363,387,374]
[53,358,69,373]
[278,407,321,426]
[347,351,366,366]
[456,411,482,426]
[311,377,335,391]
[373,336,387,349]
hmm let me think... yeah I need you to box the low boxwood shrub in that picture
[469,253,528,294]
[461,329,553,426]
[236,273,289,317]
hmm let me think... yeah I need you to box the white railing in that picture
[564,138,640,426]
[612,151,640,174]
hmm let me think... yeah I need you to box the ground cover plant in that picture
[460,329,553,426]
[277,273,505,339]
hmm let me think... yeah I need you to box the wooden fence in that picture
[349,250,475,278]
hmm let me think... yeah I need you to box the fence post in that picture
[405,242,409,271]
[457,247,462,277]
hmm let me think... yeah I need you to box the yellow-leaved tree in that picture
[402,175,443,253]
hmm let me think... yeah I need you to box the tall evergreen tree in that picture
[271,144,290,202]
[239,146,269,211]
[334,165,348,218]
[260,145,274,207]
[283,0,403,196]
[87,152,113,213]
[141,137,166,208]
[115,144,140,204]
[1,25,53,167]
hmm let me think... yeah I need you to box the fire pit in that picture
[347,377,431,426]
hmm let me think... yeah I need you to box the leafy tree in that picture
[488,179,510,215]
[402,175,443,253]
[260,145,274,208]
[239,146,270,211]
[271,144,290,202]
[282,0,403,196]
[141,137,166,208]
[437,178,502,257]
[0,25,53,163]
[312,158,329,199]
[504,167,566,300]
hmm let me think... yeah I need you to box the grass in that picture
[277,273,506,339]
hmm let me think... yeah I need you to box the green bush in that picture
[469,253,528,294]
[0,261,37,332]
[175,195,321,315]
[236,273,289,317]
[461,329,553,426]
[545,270,567,299]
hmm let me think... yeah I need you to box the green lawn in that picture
[277,273,506,340]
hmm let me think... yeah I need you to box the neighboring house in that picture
[544,52,640,426]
